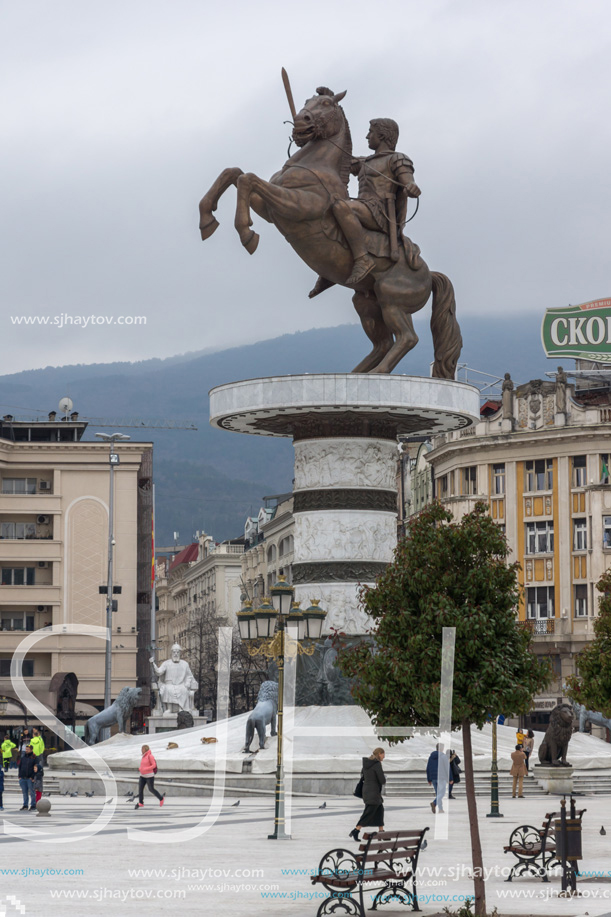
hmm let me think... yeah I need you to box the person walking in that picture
[427,743,448,813]
[18,744,37,811]
[349,748,386,841]
[447,749,461,799]
[135,745,165,809]
[522,730,535,772]
[32,763,44,804]
[1,736,16,773]
[510,744,527,798]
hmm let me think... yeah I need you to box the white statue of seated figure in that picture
[150,643,198,715]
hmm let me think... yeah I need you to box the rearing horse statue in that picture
[199,85,462,376]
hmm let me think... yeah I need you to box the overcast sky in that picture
[1,0,610,375]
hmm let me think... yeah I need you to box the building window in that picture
[572,455,587,488]
[525,459,553,492]
[573,518,587,552]
[1,567,36,586]
[438,474,448,498]
[604,516,611,549]
[461,466,477,495]
[574,584,588,617]
[0,659,34,677]
[0,522,36,540]
[492,463,505,495]
[526,586,555,619]
[526,521,554,554]
[1,478,37,495]
[1,614,35,631]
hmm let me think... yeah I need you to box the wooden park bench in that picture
[503,807,586,882]
[311,828,428,915]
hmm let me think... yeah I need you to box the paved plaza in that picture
[2,783,611,917]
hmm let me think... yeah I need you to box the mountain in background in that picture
[0,313,556,543]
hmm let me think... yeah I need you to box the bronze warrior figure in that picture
[198,76,462,377]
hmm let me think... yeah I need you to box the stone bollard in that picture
[36,798,52,817]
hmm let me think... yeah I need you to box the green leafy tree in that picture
[336,501,550,917]
[567,568,611,716]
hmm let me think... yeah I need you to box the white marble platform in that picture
[209,373,480,437]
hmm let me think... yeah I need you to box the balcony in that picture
[0,494,60,514]
[522,618,556,635]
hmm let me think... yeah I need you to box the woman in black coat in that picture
[349,748,385,841]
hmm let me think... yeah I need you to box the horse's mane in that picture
[316,87,352,188]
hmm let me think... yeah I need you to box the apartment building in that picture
[0,412,152,723]
[414,373,611,727]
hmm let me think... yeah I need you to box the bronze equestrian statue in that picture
[199,76,462,377]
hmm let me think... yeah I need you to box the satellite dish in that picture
[58,397,74,415]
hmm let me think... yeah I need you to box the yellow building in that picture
[0,411,152,722]
[419,373,611,727]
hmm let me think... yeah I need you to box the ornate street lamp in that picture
[487,714,503,819]
[241,576,326,840]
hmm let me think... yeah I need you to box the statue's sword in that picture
[281,67,297,121]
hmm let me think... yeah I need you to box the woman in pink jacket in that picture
[135,745,165,808]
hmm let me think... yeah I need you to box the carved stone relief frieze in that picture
[293,438,397,491]
[294,511,397,564]
[294,582,371,635]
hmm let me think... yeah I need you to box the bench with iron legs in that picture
[311,828,429,916]
[503,808,586,882]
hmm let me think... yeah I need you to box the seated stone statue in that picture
[150,644,198,715]
[243,681,278,753]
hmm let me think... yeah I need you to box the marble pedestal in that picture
[534,765,574,795]
[210,374,479,637]
[148,714,208,735]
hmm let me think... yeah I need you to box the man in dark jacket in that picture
[18,744,37,811]
[426,743,449,814]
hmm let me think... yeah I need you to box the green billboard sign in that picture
[542,298,611,362]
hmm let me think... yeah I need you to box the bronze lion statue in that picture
[84,686,142,745]
[537,703,574,767]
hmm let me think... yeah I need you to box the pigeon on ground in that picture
[319,802,327,809]
[125,791,134,797]
[71,771,76,776]
[421,840,428,850]
[85,791,94,798]
[70,792,78,797]
[601,826,606,835]
[104,798,114,805]
[231,800,240,807]
[43,793,51,797]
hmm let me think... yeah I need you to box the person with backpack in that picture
[447,749,462,799]
[134,745,165,809]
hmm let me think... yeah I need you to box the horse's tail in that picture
[430,271,462,379]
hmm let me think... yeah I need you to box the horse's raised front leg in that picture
[351,291,393,374]
[235,172,321,254]
[199,167,244,240]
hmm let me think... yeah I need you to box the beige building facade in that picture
[0,413,152,720]
[418,374,611,725]
[241,495,294,602]
[155,533,244,660]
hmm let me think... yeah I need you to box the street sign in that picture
[542,298,611,362]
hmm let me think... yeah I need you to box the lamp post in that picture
[237,577,326,840]
[487,715,503,818]
[95,432,130,739]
